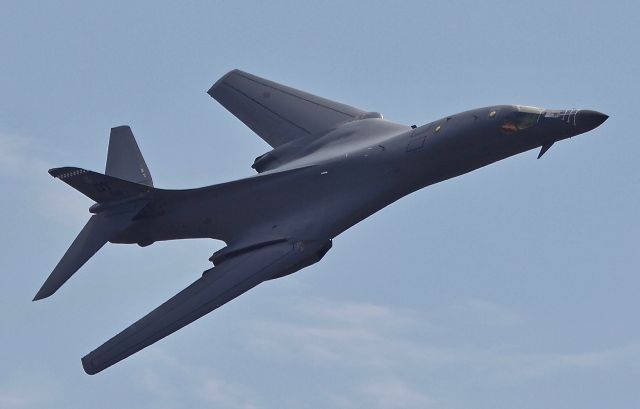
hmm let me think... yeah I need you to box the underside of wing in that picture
[208,69,376,147]
[81,239,331,374]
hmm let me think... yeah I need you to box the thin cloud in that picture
[358,379,437,409]
[0,131,88,223]
[296,295,419,327]
[0,372,59,409]
[484,343,640,384]
[330,379,438,409]
[0,132,49,177]
[445,298,524,327]
[0,394,31,409]
[133,348,260,409]
[243,296,640,386]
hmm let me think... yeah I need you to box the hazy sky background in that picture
[1,1,639,408]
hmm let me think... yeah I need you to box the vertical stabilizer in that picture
[106,126,153,186]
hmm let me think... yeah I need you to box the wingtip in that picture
[81,355,99,375]
[48,167,78,178]
[207,68,241,97]
[48,167,63,177]
[47,167,88,180]
[32,289,50,301]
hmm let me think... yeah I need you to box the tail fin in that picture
[35,126,154,300]
[106,126,153,186]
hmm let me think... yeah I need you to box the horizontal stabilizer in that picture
[33,200,148,301]
[49,167,152,203]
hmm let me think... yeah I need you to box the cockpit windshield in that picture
[501,105,544,133]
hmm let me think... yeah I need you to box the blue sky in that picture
[1,1,639,408]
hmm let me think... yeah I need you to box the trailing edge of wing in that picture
[81,239,330,375]
[208,69,369,148]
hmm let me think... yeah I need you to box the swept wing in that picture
[208,69,376,147]
[81,239,330,374]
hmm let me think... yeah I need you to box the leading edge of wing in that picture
[207,69,369,148]
[80,239,329,375]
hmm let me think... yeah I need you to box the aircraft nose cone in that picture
[577,110,608,132]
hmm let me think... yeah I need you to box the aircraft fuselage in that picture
[114,105,607,257]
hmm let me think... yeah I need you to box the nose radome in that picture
[577,110,608,132]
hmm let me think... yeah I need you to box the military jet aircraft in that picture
[34,69,608,374]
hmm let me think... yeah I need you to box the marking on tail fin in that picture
[106,126,153,186]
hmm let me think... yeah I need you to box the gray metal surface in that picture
[106,126,153,186]
[81,239,329,375]
[35,70,608,374]
[33,200,148,301]
[208,69,371,147]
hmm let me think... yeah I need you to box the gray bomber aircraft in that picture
[34,69,608,374]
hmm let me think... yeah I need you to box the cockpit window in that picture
[501,105,544,133]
